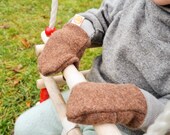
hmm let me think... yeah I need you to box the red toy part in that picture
[45,27,56,36]
[40,88,49,103]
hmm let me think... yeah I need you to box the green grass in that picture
[0,0,101,134]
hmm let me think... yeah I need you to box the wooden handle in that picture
[40,74,83,135]
[35,44,45,56]
[36,70,90,89]
[94,124,122,135]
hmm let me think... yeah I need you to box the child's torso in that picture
[88,0,170,98]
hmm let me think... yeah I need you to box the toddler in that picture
[15,0,170,134]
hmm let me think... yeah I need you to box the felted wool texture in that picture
[67,82,147,129]
[38,23,91,76]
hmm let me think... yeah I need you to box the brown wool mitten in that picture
[67,82,147,129]
[38,23,91,76]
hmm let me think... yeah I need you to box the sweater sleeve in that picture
[77,0,127,45]
[139,89,166,131]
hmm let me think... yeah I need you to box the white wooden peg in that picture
[41,31,49,44]
[36,70,90,89]
[35,44,45,56]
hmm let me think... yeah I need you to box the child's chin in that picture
[153,0,170,5]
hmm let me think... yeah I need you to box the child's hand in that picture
[38,23,91,76]
[66,82,147,129]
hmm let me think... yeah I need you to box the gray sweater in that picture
[77,0,170,134]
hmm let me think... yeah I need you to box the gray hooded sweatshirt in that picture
[76,0,170,134]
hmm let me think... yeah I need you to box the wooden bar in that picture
[40,74,82,135]
[36,70,90,89]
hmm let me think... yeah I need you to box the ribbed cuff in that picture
[80,19,95,39]
[69,18,95,39]
[139,89,165,131]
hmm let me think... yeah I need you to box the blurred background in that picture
[0,0,101,134]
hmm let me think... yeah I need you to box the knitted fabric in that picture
[38,23,91,76]
[67,82,147,129]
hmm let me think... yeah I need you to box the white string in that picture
[49,0,58,28]
[144,101,170,135]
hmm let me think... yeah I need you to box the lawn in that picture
[0,0,101,134]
